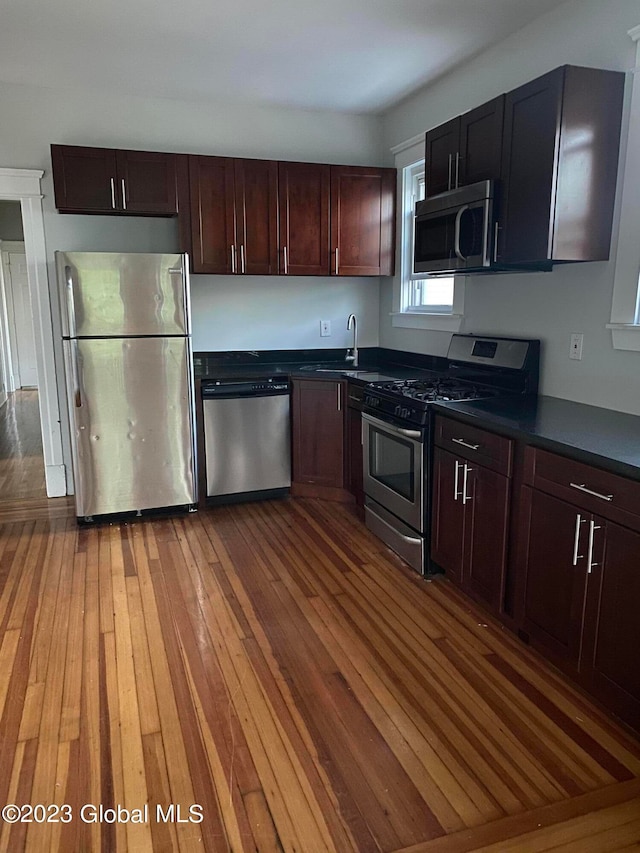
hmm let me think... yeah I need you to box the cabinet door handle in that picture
[240,244,246,274]
[447,154,453,191]
[454,152,460,188]
[337,383,342,412]
[493,221,500,261]
[454,460,462,502]
[587,520,601,574]
[335,247,339,275]
[572,513,586,565]
[110,177,116,209]
[230,244,236,274]
[451,437,480,451]
[283,245,288,275]
[121,178,127,210]
[570,482,613,502]
[462,464,472,504]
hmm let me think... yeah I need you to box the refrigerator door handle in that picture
[70,339,83,408]
[64,264,78,339]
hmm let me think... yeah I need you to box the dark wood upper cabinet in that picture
[425,96,504,196]
[115,150,178,215]
[425,117,460,196]
[189,155,236,274]
[278,162,331,276]
[234,159,279,276]
[189,155,278,275]
[330,165,396,276]
[51,145,178,215]
[499,65,624,264]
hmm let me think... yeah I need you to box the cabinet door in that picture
[464,464,509,612]
[583,522,640,728]
[189,156,236,274]
[521,487,588,673]
[330,166,396,276]
[278,162,330,275]
[346,406,364,507]
[430,448,465,586]
[499,68,563,264]
[459,96,504,187]
[51,145,118,213]
[234,159,279,275]
[291,379,344,488]
[425,118,459,196]
[116,150,178,215]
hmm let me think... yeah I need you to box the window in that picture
[401,162,455,313]
[390,138,463,332]
[608,23,640,351]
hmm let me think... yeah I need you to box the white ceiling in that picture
[1,0,569,114]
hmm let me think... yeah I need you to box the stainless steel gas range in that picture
[361,334,540,575]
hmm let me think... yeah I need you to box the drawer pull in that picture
[452,437,480,451]
[570,483,613,502]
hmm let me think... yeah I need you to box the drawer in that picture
[525,446,640,528]
[434,415,513,476]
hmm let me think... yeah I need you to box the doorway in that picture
[0,168,65,497]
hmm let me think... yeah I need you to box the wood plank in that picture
[0,496,637,852]
[394,778,640,852]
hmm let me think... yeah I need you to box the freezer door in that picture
[57,252,190,338]
[64,336,197,517]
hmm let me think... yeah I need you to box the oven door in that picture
[362,413,423,532]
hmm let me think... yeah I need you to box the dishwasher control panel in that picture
[201,377,290,398]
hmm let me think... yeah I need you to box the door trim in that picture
[0,169,66,496]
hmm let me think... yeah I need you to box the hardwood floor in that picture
[0,495,638,851]
[0,390,46,502]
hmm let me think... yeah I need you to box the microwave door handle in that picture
[454,204,469,262]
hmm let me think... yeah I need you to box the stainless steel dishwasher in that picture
[202,377,291,503]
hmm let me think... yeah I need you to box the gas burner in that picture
[369,377,500,403]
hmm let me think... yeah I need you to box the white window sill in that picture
[606,323,640,351]
[390,311,463,332]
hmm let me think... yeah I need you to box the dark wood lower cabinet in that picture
[346,405,364,511]
[431,448,509,612]
[291,379,346,494]
[518,478,640,731]
[583,522,640,727]
[519,487,588,674]
[433,418,640,734]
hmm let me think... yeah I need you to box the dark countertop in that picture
[194,347,447,384]
[432,395,640,481]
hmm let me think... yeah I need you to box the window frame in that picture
[608,24,640,352]
[389,138,464,333]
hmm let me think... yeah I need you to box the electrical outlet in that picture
[320,320,331,337]
[569,333,584,360]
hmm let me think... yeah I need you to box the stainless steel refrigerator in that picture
[56,251,197,519]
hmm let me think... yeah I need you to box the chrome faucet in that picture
[346,313,358,367]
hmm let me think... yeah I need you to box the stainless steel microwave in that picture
[413,179,496,275]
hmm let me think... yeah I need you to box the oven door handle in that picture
[396,426,422,440]
[362,413,422,442]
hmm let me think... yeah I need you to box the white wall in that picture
[381,0,640,415]
[0,79,385,352]
[0,81,384,484]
